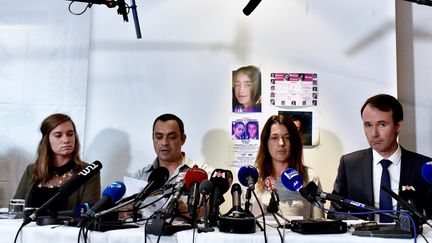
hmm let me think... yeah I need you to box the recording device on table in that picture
[219,165,260,234]
[280,168,347,234]
[282,166,432,237]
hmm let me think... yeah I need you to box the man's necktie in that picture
[379,159,393,223]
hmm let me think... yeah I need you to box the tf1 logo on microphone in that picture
[243,0,262,16]
[79,162,101,176]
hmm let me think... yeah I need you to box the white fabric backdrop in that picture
[0,0,400,212]
[0,0,90,207]
[83,0,397,212]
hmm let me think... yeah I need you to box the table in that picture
[0,218,430,243]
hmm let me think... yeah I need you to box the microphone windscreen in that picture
[264,176,276,191]
[148,167,170,186]
[237,165,258,187]
[73,203,92,217]
[184,167,208,191]
[58,160,102,195]
[422,162,432,184]
[199,179,213,195]
[281,168,303,191]
[210,169,233,194]
[102,181,126,202]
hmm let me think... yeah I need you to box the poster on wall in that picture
[232,65,262,113]
[278,111,313,146]
[231,118,260,167]
[270,72,318,107]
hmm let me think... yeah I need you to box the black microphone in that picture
[403,0,432,7]
[134,167,169,207]
[158,172,186,216]
[226,183,244,217]
[65,0,117,8]
[23,161,102,226]
[65,0,128,21]
[381,186,429,225]
[298,181,398,221]
[264,176,279,214]
[198,179,214,232]
[116,0,128,22]
[208,169,233,226]
[242,0,262,16]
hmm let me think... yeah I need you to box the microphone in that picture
[23,161,102,226]
[199,179,213,196]
[264,176,279,214]
[208,169,233,226]
[57,203,92,218]
[65,0,128,21]
[238,165,259,190]
[422,161,432,184]
[86,181,126,218]
[158,172,186,216]
[242,0,262,16]
[403,0,432,7]
[280,168,303,192]
[229,183,244,216]
[299,181,398,221]
[134,167,169,207]
[198,179,214,232]
[184,166,208,215]
[381,185,429,225]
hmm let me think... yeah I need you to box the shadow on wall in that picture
[200,129,238,214]
[0,135,32,208]
[305,128,344,196]
[85,128,132,188]
[200,129,234,169]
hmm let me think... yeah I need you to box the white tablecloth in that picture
[0,218,430,243]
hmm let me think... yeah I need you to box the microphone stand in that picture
[244,188,264,231]
[198,195,214,233]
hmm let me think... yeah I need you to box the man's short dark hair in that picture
[360,94,403,124]
[153,113,185,135]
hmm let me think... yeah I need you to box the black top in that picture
[28,160,76,211]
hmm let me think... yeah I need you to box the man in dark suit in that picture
[330,94,432,221]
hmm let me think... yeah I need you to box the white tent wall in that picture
[2,0,431,213]
[0,1,90,207]
[83,0,397,212]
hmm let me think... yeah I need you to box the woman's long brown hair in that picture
[255,114,308,190]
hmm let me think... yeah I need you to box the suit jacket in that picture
[330,147,432,220]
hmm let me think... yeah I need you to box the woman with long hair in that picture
[14,113,100,211]
[253,114,324,219]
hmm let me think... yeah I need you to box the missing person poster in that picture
[231,118,260,167]
[270,72,318,107]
